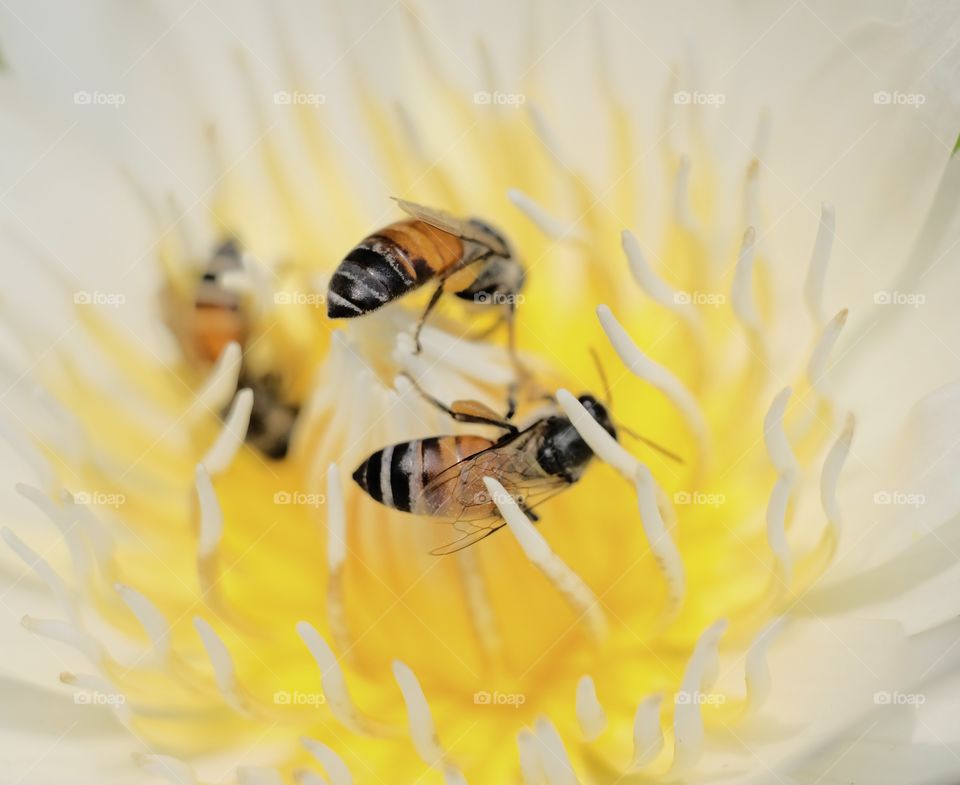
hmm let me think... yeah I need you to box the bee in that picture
[350,365,681,554]
[186,240,300,460]
[326,200,525,355]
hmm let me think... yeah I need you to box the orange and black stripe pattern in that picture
[327,220,466,318]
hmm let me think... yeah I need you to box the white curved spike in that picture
[752,108,772,164]
[731,227,760,333]
[763,388,798,477]
[294,770,330,785]
[21,616,102,663]
[192,617,242,712]
[575,675,606,741]
[135,753,197,785]
[804,202,836,326]
[595,305,709,452]
[326,464,347,571]
[556,389,638,479]
[673,620,727,773]
[115,583,170,662]
[392,660,444,765]
[202,387,253,474]
[60,672,130,722]
[635,466,685,612]
[296,621,367,731]
[631,693,664,770]
[237,767,285,785]
[194,464,223,559]
[766,471,795,585]
[17,483,91,579]
[807,309,848,398]
[484,477,607,640]
[743,617,785,715]
[508,189,584,242]
[189,341,242,421]
[2,527,77,622]
[534,717,579,785]
[744,159,760,231]
[301,738,353,785]
[518,729,547,785]
[821,415,855,536]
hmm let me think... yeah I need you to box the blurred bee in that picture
[327,199,525,355]
[351,375,680,554]
[187,240,299,460]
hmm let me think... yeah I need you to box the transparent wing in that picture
[392,198,509,257]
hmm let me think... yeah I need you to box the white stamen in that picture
[518,729,547,785]
[821,415,855,537]
[135,754,197,785]
[508,189,584,242]
[766,471,795,586]
[21,616,102,663]
[391,660,444,765]
[743,159,760,231]
[115,583,170,662]
[202,387,253,475]
[595,305,709,454]
[752,108,772,164]
[534,717,578,785]
[631,693,664,770]
[192,617,243,712]
[188,341,242,422]
[194,464,223,560]
[60,672,130,722]
[301,738,353,785]
[743,617,785,716]
[804,202,836,327]
[807,310,848,399]
[672,619,727,773]
[456,546,502,660]
[575,675,606,741]
[484,477,607,640]
[556,389,638,479]
[731,227,762,341]
[673,155,694,230]
[17,483,91,579]
[297,621,369,733]
[2,527,77,622]
[763,388,798,478]
[528,103,567,170]
[294,771,330,785]
[621,231,705,346]
[325,463,351,657]
[237,767,285,785]
[635,466,685,613]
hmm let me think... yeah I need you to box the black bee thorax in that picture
[535,419,593,482]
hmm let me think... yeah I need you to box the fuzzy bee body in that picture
[352,395,616,553]
[326,200,524,323]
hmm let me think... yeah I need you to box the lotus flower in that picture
[1,2,959,784]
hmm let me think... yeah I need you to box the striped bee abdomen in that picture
[327,220,465,318]
[352,435,492,515]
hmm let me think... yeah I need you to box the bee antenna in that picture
[588,347,612,407]
[616,421,684,464]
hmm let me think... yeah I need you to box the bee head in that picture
[577,394,617,441]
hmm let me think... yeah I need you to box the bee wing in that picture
[392,198,510,257]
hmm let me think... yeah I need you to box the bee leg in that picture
[399,372,518,434]
[413,283,445,354]
[521,505,540,523]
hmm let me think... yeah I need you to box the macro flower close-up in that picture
[2,1,960,783]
